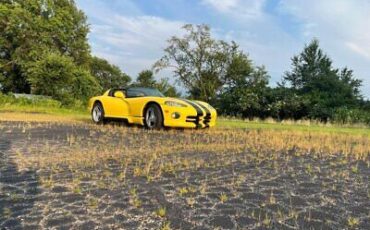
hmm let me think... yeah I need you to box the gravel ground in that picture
[0,121,369,229]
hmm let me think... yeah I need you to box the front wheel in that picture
[144,104,163,129]
[92,102,105,124]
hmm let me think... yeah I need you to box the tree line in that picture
[1,1,369,123]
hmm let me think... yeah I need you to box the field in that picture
[0,110,369,229]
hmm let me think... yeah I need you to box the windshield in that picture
[126,87,165,98]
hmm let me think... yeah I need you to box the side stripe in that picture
[178,99,204,116]
[194,101,211,117]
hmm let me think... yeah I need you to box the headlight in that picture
[165,101,187,107]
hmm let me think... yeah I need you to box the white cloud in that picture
[202,0,300,84]
[346,42,370,60]
[89,15,185,78]
[279,0,370,98]
[202,0,266,20]
[201,0,239,13]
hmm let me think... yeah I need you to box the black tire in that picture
[91,102,105,124]
[144,104,163,129]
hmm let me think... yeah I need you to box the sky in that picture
[75,0,370,98]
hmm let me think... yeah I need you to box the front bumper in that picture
[162,105,217,128]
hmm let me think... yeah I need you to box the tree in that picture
[156,78,181,97]
[133,70,180,97]
[90,57,131,90]
[135,70,156,87]
[282,39,363,120]
[28,52,101,105]
[266,87,309,120]
[218,52,270,118]
[0,0,90,93]
[154,24,238,102]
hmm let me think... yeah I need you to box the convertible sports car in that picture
[88,87,217,129]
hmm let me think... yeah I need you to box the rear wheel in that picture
[144,104,163,129]
[92,102,105,124]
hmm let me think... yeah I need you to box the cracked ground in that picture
[0,121,369,229]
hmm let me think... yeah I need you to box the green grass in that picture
[0,93,89,121]
[217,118,370,136]
[0,103,88,117]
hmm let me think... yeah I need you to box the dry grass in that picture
[15,125,369,174]
[0,112,88,123]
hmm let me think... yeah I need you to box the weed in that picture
[160,221,171,230]
[269,191,276,204]
[219,193,228,203]
[87,197,99,210]
[178,187,189,197]
[134,166,143,177]
[347,216,359,228]
[262,213,271,227]
[155,207,167,218]
[186,197,196,207]
[351,165,359,174]
[129,187,137,197]
[131,197,142,208]
[40,175,54,189]
[2,207,12,219]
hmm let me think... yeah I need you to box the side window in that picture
[126,89,145,98]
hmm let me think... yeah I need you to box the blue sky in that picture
[76,0,370,98]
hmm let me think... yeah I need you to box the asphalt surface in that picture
[0,121,369,229]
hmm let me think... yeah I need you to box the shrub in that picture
[333,107,370,125]
[27,52,101,106]
[0,92,62,108]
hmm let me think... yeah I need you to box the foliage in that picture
[333,107,370,125]
[217,51,270,118]
[27,52,101,105]
[0,0,90,93]
[132,70,180,97]
[89,56,131,90]
[156,78,181,97]
[282,39,363,121]
[266,87,310,120]
[134,70,156,88]
[154,25,369,125]
[0,92,61,108]
[154,24,238,102]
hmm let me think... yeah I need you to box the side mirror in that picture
[114,91,125,99]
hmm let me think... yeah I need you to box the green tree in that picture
[218,52,270,118]
[266,87,309,120]
[133,70,180,97]
[0,0,90,93]
[135,70,156,87]
[156,78,181,97]
[28,52,101,105]
[282,39,363,120]
[90,56,131,90]
[154,24,237,102]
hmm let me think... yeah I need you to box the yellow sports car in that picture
[88,87,217,129]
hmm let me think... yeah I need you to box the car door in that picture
[124,88,148,118]
[104,90,129,118]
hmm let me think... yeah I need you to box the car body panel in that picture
[88,88,217,128]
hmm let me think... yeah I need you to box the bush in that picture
[27,52,101,106]
[0,92,62,108]
[333,107,370,125]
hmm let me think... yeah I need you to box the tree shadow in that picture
[0,138,40,229]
